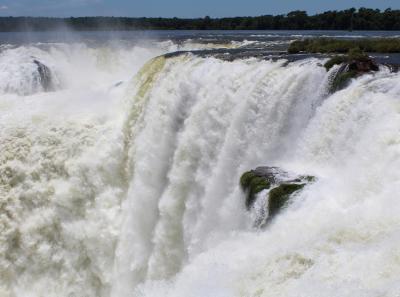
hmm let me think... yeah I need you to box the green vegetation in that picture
[288,40,383,92]
[323,48,370,71]
[324,55,349,71]
[347,47,370,60]
[331,71,358,91]
[316,47,379,92]
[288,38,400,54]
[240,167,316,226]
[268,183,305,219]
[240,171,271,209]
[240,171,257,188]
[2,8,400,31]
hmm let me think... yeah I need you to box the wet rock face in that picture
[326,54,380,92]
[33,59,55,92]
[348,58,379,73]
[240,167,315,227]
[0,56,58,95]
[268,183,305,219]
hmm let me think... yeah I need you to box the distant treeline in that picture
[288,38,400,53]
[2,8,400,31]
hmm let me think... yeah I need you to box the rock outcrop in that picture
[33,59,56,92]
[240,167,315,227]
[325,49,379,92]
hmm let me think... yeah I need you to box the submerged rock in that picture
[240,166,315,226]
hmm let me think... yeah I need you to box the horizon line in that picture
[0,7,397,19]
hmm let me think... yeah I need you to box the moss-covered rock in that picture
[331,70,358,92]
[239,166,316,227]
[240,170,271,208]
[324,55,348,71]
[268,183,305,219]
[324,48,379,92]
[240,171,256,188]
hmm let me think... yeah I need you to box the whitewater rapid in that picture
[1,39,400,297]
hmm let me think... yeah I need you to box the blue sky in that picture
[1,0,399,17]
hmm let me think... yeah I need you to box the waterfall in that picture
[1,41,400,297]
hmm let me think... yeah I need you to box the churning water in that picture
[1,31,400,297]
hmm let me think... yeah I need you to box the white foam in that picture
[2,41,400,297]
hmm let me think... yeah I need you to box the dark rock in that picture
[348,58,379,73]
[326,50,379,92]
[33,59,55,92]
[240,169,272,209]
[268,183,305,219]
[240,166,315,227]
[382,63,399,73]
[324,55,348,71]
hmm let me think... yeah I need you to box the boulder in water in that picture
[240,169,272,208]
[268,183,305,219]
[33,59,55,92]
[0,56,58,95]
[240,166,315,225]
[325,49,379,92]
[347,58,379,73]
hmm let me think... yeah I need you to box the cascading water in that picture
[1,34,400,297]
[111,55,329,296]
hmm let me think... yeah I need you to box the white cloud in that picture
[0,5,8,10]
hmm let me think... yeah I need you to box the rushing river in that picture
[1,30,400,297]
